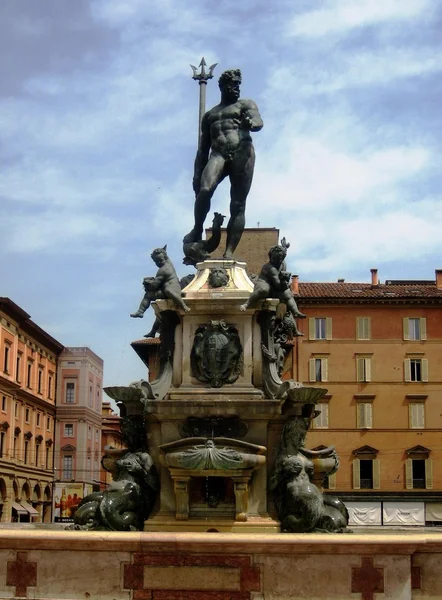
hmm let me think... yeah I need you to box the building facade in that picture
[100,401,122,490]
[0,298,63,523]
[54,347,103,522]
[292,269,442,525]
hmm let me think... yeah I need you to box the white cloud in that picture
[287,0,432,38]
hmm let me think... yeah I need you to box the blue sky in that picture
[1,0,442,388]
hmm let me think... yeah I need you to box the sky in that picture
[1,0,442,389]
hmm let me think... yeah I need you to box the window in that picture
[309,317,332,340]
[48,375,53,399]
[96,386,101,410]
[313,403,329,429]
[65,382,75,403]
[35,444,40,466]
[309,357,328,382]
[24,440,28,464]
[352,458,380,490]
[88,426,92,440]
[356,317,371,340]
[46,417,51,432]
[13,436,17,459]
[89,384,93,407]
[3,344,10,373]
[38,370,43,394]
[45,446,50,469]
[95,429,99,442]
[14,403,19,418]
[1,396,6,412]
[87,456,91,473]
[356,357,372,382]
[357,402,373,429]
[405,459,433,490]
[63,455,73,479]
[27,362,32,388]
[36,412,41,427]
[403,317,426,341]
[16,354,21,382]
[64,424,74,437]
[409,403,425,429]
[404,358,428,382]
[25,408,30,423]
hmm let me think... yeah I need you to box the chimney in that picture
[337,278,345,283]
[435,269,442,290]
[370,268,379,287]
[291,274,299,295]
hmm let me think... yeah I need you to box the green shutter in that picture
[405,459,413,490]
[309,359,316,382]
[420,318,427,341]
[404,359,411,382]
[326,318,332,340]
[421,359,429,382]
[356,358,364,382]
[321,358,328,382]
[426,459,433,490]
[403,318,410,340]
[353,459,360,489]
[373,459,380,490]
[309,318,315,340]
[365,358,372,382]
[328,472,336,490]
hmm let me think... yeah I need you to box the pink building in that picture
[54,347,103,521]
[0,298,63,523]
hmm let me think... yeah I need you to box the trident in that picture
[190,57,217,148]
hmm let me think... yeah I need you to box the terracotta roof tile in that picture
[297,282,442,299]
[131,337,161,345]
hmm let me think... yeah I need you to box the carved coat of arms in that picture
[191,320,243,388]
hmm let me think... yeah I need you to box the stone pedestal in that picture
[144,259,282,532]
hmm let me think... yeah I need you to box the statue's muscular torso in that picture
[204,99,256,158]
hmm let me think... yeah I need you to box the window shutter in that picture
[326,318,332,340]
[352,459,360,489]
[365,403,373,428]
[357,403,364,428]
[356,358,364,382]
[309,318,315,340]
[403,318,410,340]
[366,317,372,340]
[309,359,316,382]
[409,403,416,428]
[321,358,328,382]
[425,458,433,490]
[365,358,372,382]
[421,359,429,382]
[420,318,427,341]
[405,459,413,490]
[417,403,425,428]
[356,317,363,340]
[372,458,381,490]
[321,403,329,428]
[328,472,336,490]
[404,359,411,382]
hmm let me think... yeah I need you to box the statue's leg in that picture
[130,294,151,318]
[184,155,226,243]
[144,316,161,338]
[225,144,255,258]
[286,296,306,319]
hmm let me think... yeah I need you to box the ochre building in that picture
[291,268,442,525]
[0,298,63,523]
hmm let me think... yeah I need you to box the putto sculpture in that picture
[240,241,306,335]
[183,68,263,259]
[130,245,190,318]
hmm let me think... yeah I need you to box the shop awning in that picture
[11,502,27,515]
[20,501,39,516]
